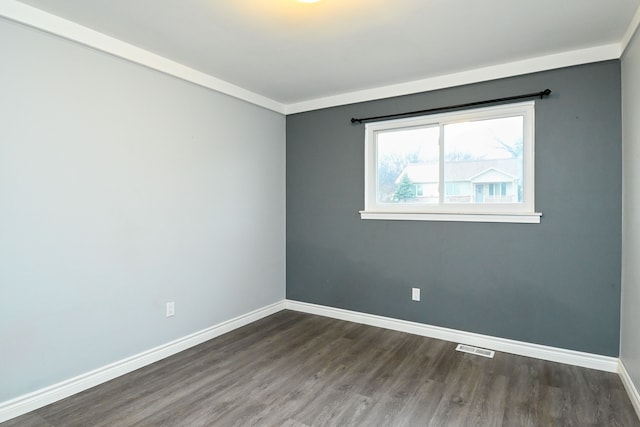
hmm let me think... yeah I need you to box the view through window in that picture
[363,101,539,222]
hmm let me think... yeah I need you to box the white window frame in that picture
[360,101,541,223]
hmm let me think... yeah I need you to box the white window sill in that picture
[359,211,542,223]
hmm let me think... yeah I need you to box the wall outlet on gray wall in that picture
[412,288,420,301]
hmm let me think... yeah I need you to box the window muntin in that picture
[363,101,537,221]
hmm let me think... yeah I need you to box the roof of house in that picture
[398,158,520,184]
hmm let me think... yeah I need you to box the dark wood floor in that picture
[4,310,639,426]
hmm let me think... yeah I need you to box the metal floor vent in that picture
[455,344,495,358]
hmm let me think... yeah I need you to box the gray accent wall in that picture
[287,61,622,356]
[622,28,640,392]
[0,19,285,402]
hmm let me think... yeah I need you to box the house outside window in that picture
[361,101,541,223]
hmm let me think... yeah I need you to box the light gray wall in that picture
[621,28,640,392]
[287,61,622,356]
[0,18,285,402]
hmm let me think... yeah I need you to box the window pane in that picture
[443,116,523,204]
[376,126,439,204]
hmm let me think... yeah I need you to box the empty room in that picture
[1,0,640,425]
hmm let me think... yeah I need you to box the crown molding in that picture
[621,2,640,55]
[284,43,621,114]
[0,0,286,114]
[0,1,630,116]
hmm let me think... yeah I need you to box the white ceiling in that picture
[8,0,640,110]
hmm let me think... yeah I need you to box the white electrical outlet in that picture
[166,301,175,317]
[412,288,420,301]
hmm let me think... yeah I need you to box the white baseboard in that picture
[1,299,628,423]
[0,300,285,423]
[619,360,640,420]
[285,300,619,373]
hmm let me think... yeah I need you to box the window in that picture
[361,101,541,223]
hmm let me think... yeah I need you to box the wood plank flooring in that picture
[3,310,639,426]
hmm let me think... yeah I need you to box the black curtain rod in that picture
[350,89,551,124]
